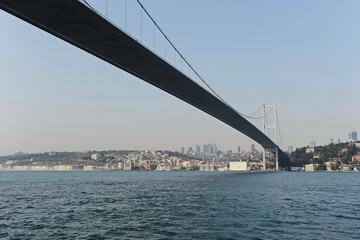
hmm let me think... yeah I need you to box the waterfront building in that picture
[117,162,124,170]
[13,165,31,170]
[156,164,166,171]
[84,166,97,171]
[325,161,337,171]
[104,164,117,170]
[229,161,249,171]
[54,165,82,171]
[124,160,134,171]
[304,164,319,172]
[172,165,182,171]
[339,164,351,171]
[199,163,215,171]
[353,165,360,172]
[31,165,50,170]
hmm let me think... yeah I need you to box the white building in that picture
[325,162,336,171]
[156,164,166,171]
[117,162,124,170]
[304,164,319,172]
[229,161,249,171]
[31,165,50,171]
[306,147,315,153]
[91,153,101,160]
[13,165,30,170]
[351,155,360,162]
[124,160,134,171]
[84,165,97,171]
[54,165,82,171]
[199,164,215,171]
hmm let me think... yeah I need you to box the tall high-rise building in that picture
[202,143,218,154]
[188,147,193,152]
[309,141,316,147]
[195,144,201,153]
[209,145,214,154]
[349,131,358,142]
[203,144,208,153]
[237,146,241,153]
[180,147,185,153]
[250,144,256,153]
[288,146,293,153]
[213,144,218,153]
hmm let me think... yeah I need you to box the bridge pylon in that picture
[262,104,279,171]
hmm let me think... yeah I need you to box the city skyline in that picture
[1,0,360,155]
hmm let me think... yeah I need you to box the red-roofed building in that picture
[351,155,360,162]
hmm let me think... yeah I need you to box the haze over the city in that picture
[0,0,359,156]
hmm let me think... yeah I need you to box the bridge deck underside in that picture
[0,0,290,167]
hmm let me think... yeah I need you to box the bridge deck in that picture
[0,0,290,166]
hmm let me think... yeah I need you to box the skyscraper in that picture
[237,146,241,153]
[288,146,293,153]
[309,141,316,147]
[213,144,218,153]
[349,131,358,142]
[203,144,208,153]
[250,144,256,153]
[195,144,201,153]
[209,145,214,154]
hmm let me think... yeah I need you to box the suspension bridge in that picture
[0,0,291,168]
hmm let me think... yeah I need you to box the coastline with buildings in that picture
[1,136,360,172]
[0,144,270,172]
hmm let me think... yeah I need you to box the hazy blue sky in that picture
[0,0,359,155]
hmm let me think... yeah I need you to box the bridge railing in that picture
[79,0,225,103]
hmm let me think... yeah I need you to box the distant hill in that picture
[289,142,359,167]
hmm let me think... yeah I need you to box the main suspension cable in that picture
[83,0,272,122]
[135,0,273,121]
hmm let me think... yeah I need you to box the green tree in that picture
[317,163,326,171]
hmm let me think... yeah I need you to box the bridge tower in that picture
[262,104,279,171]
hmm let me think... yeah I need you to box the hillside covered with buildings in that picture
[289,141,360,171]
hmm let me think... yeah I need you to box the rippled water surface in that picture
[0,171,359,239]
